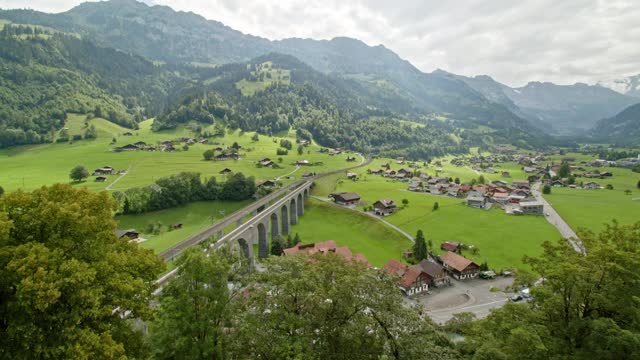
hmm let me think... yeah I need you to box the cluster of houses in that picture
[383,249,481,296]
[328,192,398,216]
[93,165,124,182]
[113,138,211,153]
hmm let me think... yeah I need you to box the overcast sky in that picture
[1,0,638,87]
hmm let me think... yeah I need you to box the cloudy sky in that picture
[1,0,638,87]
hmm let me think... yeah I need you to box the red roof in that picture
[383,259,407,276]
[283,240,370,266]
[440,251,477,272]
[440,241,459,252]
[399,265,425,289]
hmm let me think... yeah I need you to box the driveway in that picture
[406,276,514,324]
[531,182,584,253]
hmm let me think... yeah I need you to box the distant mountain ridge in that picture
[591,102,640,145]
[449,73,639,135]
[598,74,640,98]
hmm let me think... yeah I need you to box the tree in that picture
[461,222,640,359]
[413,230,428,261]
[84,124,97,139]
[558,163,571,178]
[637,179,640,189]
[625,190,632,195]
[0,185,3,198]
[542,185,551,194]
[270,235,284,256]
[0,184,164,358]
[228,255,458,359]
[606,184,614,190]
[433,202,439,211]
[292,233,301,248]
[297,144,304,155]
[69,165,89,182]
[231,142,240,150]
[454,177,460,184]
[478,175,485,184]
[203,149,215,160]
[150,248,236,359]
[402,198,409,207]
[251,133,259,142]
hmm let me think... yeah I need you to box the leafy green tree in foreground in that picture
[542,184,551,194]
[150,248,243,360]
[0,184,164,359]
[69,164,89,182]
[460,221,640,359]
[413,229,428,261]
[228,254,458,359]
[0,185,4,197]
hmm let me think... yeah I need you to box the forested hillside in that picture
[0,27,195,148]
[591,102,640,145]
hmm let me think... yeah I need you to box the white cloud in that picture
[0,0,638,86]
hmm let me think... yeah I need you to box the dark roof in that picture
[332,192,360,202]
[115,229,138,238]
[419,260,446,278]
[375,199,396,208]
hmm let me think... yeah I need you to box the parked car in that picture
[480,270,497,279]
[510,295,523,302]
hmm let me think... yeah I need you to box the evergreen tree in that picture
[271,236,284,256]
[292,232,301,247]
[433,202,439,211]
[413,230,428,261]
[542,185,551,194]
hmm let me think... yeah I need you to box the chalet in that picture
[199,139,209,144]
[447,185,462,197]
[600,171,613,177]
[370,169,383,175]
[466,194,486,208]
[283,240,370,266]
[419,260,451,287]
[373,199,397,216]
[511,189,530,197]
[551,180,565,187]
[346,172,358,180]
[492,180,508,187]
[256,180,277,189]
[440,251,480,280]
[215,153,239,161]
[508,194,526,204]
[394,172,410,181]
[330,192,361,206]
[440,241,460,253]
[583,181,600,190]
[259,158,274,167]
[523,166,538,173]
[512,180,530,189]
[297,139,309,146]
[459,184,471,194]
[397,168,412,175]
[94,166,114,175]
[116,144,139,151]
[383,169,396,177]
[518,200,544,215]
[303,172,314,178]
[380,162,390,169]
[492,192,509,203]
[213,147,224,152]
[219,168,233,175]
[383,259,431,296]
[171,223,183,229]
[296,160,310,166]
[161,144,175,152]
[95,176,107,182]
[115,229,139,240]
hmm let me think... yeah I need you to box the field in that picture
[116,200,250,253]
[290,199,412,267]
[0,114,351,192]
[314,158,561,271]
[236,61,291,96]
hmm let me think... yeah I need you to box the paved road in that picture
[531,182,585,253]
[407,277,514,324]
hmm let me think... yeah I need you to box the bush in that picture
[276,148,288,155]
[542,185,551,194]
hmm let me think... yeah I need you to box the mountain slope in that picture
[598,74,640,98]
[452,73,639,135]
[591,103,640,145]
[0,0,541,140]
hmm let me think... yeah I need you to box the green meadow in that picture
[314,158,561,270]
[116,200,250,253]
[290,199,412,267]
[0,114,351,192]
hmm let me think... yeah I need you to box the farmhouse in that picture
[583,181,601,189]
[219,168,232,175]
[115,229,139,240]
[346,172,358,180]
[440,251,480,280]
[419,260,451,287]
[383,169,396,177]
[116,144,139,151]
[383,259,431,296]
[303,172,314,178]
[256,180,277,189]
[370,169,383,175]
[330,192,361,206]
[466,194,487,208]
[551,180,565,187]
[95,176,107,182]
[296,160,310,166]
[492,192,509,203]
[512,180,530,189]
[518,200,544,215]
[259,158,274,167]
[94,166,114,175]
[440,241,460,253]
[373,199,397,216]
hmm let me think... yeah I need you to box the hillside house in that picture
[259,158,274,167]
[419,259,451,287]
[440,241,460,253]
[219,168,232,175]
[583,181,601,189]
[303,172,314,178]
[346,172,358,180]
[94,166,114,175]
[518,200,544,215]
[492,180,508,187]
[383,169,396,177]
[370,169,383,175]
[466,194,487,208]
[256,180,277,189]
[373,199,397,216]
[551,180,565,187]
[383,259,431,296]
[512,181,530,189]
[95,176,107,182]
[440,252,480,280]
[115,229,139,241]
[492,192,509,203]
[330,192,361,206]
[296,160,310,166]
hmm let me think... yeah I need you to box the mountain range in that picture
[0,0,638,147]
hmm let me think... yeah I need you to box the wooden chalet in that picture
[440,252,480,280]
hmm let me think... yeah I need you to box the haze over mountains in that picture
[0,0,638,145]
